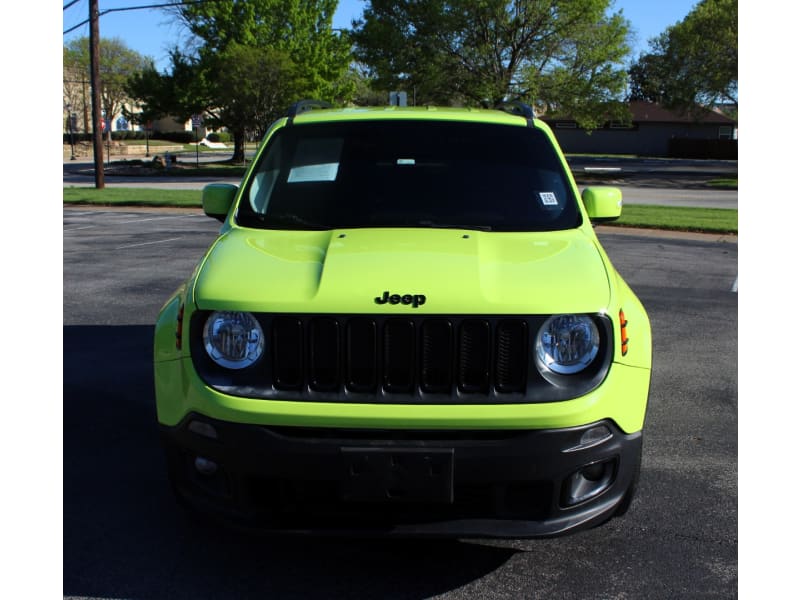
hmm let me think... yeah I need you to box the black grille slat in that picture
[495,320,527,392]
[272,317,304,390]
[383,320,415,393]
[346,319,377,392]
[309,318,340,391]
[458,320,490,393]
[421,320,453,393]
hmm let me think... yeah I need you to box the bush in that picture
[668,138,738,160]
[207,132,232,143]
[151,131,196,144]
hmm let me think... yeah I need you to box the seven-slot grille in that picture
[191,313,543,403]
[191,312,613,404]
[271,316,529,397]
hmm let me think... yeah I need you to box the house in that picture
[541,101,737,159]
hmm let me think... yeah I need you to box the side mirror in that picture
[582,187,622,223]
[202,183,238,222]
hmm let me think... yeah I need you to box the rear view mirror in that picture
[202,183,238,222]
[582,187,623,223]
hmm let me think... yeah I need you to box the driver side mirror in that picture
[202,183,238,223]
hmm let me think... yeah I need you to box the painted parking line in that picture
[731,277,738,293]
[64,225,97,232]
[117,214,205,224]
[115,237,182,250]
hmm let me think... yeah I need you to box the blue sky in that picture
[63,0,701,72]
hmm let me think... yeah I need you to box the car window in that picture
[237,120,580,231]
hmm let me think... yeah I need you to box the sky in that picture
[62,0,702,72]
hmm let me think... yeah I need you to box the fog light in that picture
[561,458,616,506]
[194,456,218,475]
[581,462,606,481]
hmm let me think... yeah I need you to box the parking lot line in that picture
[115,237,182,250]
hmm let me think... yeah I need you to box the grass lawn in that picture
[63,187,738,234]
[607,204,737,234]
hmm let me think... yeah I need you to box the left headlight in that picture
[203,311,265,369]
[535,314,600,375]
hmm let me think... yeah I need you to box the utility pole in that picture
[89,0,104,188]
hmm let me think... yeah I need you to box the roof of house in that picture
[628,101,736,124]
[541,101,737,125]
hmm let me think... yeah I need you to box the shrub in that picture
[207,132,232,143]
[159,131,196,144]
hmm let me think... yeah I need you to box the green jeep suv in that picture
[154,100,651,537]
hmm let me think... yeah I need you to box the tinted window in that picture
[237,120,580,231]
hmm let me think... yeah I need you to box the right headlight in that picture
[203,311,265,369]
[535,314,600,375]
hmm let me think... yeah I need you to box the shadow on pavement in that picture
[63,325,518,599]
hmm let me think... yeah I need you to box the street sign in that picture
[191,114,203,128]
[389,91,407,107]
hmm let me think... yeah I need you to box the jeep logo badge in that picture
[375,291,426,308]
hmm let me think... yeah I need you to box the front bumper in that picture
[162,414,642,538]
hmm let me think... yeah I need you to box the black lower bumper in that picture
[161,414,642,538]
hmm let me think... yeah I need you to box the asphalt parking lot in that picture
[63,208,738,599]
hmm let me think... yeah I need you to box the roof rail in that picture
[495,101,535,126]
[286,99,334,123]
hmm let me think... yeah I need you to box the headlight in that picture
[203,311,265,369]
[535,314,600,375]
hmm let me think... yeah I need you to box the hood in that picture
[193,227,611,314]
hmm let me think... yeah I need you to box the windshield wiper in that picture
[416,220,492,232]
[264,214,331,230]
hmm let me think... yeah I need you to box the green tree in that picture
[628,0,737,113]
[170,0,351,101]
[351,0,633,130]
[208,44,309,155]
[131,0,353,161]
[125,50,210,133]
[63,37,150,138]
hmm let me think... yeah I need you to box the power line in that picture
[63,0,82,10]
[63,0,221,35]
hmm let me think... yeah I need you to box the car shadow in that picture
[63,325,518,599]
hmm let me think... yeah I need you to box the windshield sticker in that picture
[287,162,339,183]
[539,192,559,206]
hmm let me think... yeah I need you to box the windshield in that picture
[237,120,580,231]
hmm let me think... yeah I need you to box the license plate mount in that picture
[339,447,454,504]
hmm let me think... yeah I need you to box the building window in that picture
[555,122,577,129]
[719,126,733,140]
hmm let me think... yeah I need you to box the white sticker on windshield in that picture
[539,192,559,206]
[287,162,339,183]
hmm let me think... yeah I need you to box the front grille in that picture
[191,312,613,404]
[274,316,527,397]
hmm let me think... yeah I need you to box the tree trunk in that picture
[232,129,246,163]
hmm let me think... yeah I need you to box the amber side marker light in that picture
[176,304,185,350]
[619,309,629,356]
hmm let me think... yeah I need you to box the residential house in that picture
[541,101,737,158]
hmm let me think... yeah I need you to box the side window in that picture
[249,137,282,214]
